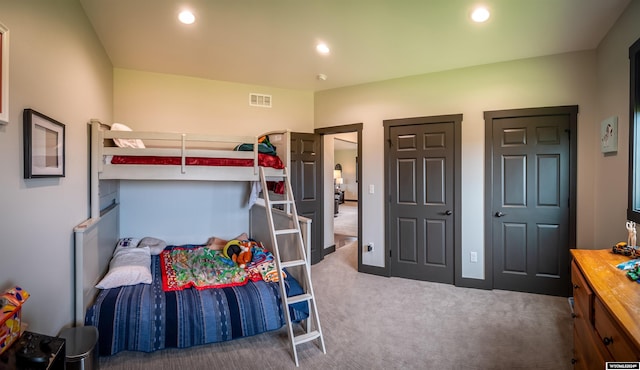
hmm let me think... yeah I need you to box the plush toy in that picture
[223,240,253,268]
[235,246,252,269]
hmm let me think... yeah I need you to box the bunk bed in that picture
[73,121,312,356]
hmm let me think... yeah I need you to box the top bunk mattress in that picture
[91,121,291,181]
[109,152,284,169]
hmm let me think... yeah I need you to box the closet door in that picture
[387,119,457,284]
[291,132,323,264]
[485,106,576,296]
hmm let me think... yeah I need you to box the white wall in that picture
[315,50,600,279]
[323,135,335,249]
[594,1,640,248]
[114,68,314,135]
[0,0,112,335]
[119,181,251,245]
[112,68,316,257]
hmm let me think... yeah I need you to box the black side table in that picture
[0,331,65,370]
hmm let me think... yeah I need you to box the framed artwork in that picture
[23,109,65,178]
[600,116,618,153]
[0,22,8,125]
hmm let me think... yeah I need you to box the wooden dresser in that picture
[570,249,640,369]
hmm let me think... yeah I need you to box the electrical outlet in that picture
[470,251,478,263]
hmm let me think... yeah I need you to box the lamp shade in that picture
[335,177,344,185]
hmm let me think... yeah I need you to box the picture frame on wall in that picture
[600,116,618,153]
[0,22,9,125]
[23,109,65,178]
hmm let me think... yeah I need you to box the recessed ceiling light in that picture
[471,7,490,23]
[316,43,330,55]
[178,10,195,25]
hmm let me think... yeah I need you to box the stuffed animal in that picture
[235,247,252,268]
[223,240,253,268]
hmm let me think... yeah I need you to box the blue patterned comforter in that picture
[85,251,309,355]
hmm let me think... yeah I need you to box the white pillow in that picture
[116,237,140,248]
[111,123,145,149]
[139,237,167,255]
[96,246,152,289]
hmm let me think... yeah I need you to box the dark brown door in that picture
[486,106,576,296]
[387,118,457,284]
[290,132,323,265]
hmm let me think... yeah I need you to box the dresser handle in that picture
[571,358,577,365]
[573,284,579,289]
[571,313,577,318]
[603,336,614,346]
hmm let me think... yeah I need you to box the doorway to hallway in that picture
[315,124,364,271]
[335,200,358,248]
[333,136,358,250]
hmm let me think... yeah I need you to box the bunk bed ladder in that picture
[259,167,326,367]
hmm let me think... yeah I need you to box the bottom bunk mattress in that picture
[85,248,309,355]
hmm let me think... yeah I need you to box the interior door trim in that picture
[383,114,462,283]
[315,123,366,273]
[483,105,578,291]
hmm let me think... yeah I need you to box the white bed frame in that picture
[89,119,292,219]
[73,120,310,327]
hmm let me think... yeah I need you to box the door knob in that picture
[444,210,453,216]
[495,211,506,217]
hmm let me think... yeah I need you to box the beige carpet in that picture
[99,242,573,370]
[334,200,357,237]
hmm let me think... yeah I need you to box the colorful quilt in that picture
[86,251,309,355]
[160,243,282,291]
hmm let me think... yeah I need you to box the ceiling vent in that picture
[249,93,272,108]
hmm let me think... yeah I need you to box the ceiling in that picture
[79,0,631,92]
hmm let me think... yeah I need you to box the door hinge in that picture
[565,129,571,140]
[387,138,393,147]
[389,249,392,258]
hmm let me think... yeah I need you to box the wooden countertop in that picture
[571,249,640,351]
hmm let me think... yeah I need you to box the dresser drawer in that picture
[574,313,609,370]
[571,261,593,322]
[594,298,639,361]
